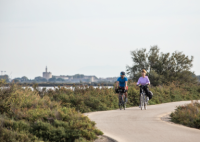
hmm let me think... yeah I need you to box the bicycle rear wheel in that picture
[122,95,126,110]
[119,104,122,110]
[140,95,143,110]
[144,96,147,110]
[123,102,126,110]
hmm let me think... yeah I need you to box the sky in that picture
[0,0,200,79]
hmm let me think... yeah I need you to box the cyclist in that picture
[115,71,128,102]
[137,69,151,107]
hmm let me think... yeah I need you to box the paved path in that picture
[86,101,200,142]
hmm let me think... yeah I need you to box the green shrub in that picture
[43,86,119,113]
[170,101,200,129]
[0,80,200,141]
[0,127,39,142]
[127,82,200,106]
[0,81,103,142]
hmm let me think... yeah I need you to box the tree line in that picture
[126,46,199,86]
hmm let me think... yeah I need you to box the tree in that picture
[12,79,20,83]
[48,77,56,82]
[21,76,29,82]
[126,48,149,81]
[197,75,200,82]
[56,78,65,82]
[0,75,9,82]
[34,77,47,82]
[127,46,198,86]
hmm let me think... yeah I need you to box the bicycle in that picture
[117,88,126,110]
[138,84,149,110]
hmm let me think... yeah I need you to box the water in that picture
[2,85,114,92]
[22,86,113,91]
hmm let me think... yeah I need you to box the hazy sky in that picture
[0,0,200,79]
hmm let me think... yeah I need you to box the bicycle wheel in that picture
[123,100,126,110]
[124,102,126,110]
[144,96,147,110]
[119,103,121,110]
[122,95,126,110]
[140,95,143,110]
[119,94,122,110]
[144,102,146,110]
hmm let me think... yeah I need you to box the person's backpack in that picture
[149,91,153,99]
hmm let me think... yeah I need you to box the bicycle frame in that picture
[118,89,126,110]
[140,85,148,110]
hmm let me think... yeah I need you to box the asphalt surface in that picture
[86,101,200,142]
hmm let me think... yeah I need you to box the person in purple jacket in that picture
[137,69,151,107]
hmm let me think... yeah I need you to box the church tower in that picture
[43,66,52,80]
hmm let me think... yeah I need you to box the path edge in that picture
[158,112,200,132]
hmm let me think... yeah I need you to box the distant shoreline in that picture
[4,82,115,87]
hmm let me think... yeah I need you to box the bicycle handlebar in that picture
[137,84,149,87]
[116,88,127,93]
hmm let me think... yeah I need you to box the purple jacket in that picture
[137,76,150,85]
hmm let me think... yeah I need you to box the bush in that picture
[127,82,200,106]
[0,80,200,141]
[42,85,119,113]
[0,81,103,142]
[170,101,200,129]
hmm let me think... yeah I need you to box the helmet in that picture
[120,71,125,76]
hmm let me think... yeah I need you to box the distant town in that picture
[1,67,200,84]
[0,67,119,83]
